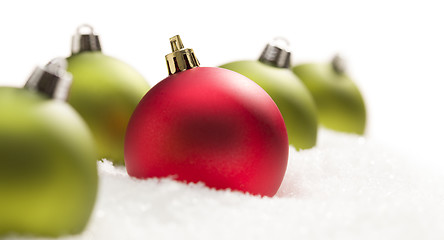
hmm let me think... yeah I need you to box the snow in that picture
[1,1,444,239]
[6,129,444,240]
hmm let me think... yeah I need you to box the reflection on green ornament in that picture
[0,59,98,237]
[220,39,318,149]
[292,55,366,134]
[67,25,150,165]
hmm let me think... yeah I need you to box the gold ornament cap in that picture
[165,35,200,75]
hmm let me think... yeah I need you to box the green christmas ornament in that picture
[0,59,98,237]
[220,39,318,149]
[292,55,366,134]
[67,25,150,165]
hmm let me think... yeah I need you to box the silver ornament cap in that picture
[24,58,73,101]
[71,24,102,55]
[331,54,347,74]
[258,37,291,68]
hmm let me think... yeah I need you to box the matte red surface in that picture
[124,67,288,197]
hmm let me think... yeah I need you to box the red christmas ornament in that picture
[124,35,288,196]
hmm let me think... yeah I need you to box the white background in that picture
[0,0,443,168]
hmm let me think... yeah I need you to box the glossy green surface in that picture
[220,61,318,149]
[0,87,98,237]
[67,52,150,165]
[292,63,366,134]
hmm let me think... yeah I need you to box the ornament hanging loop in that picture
[270,37,291,51]
[259,37,292,68]
[76,24,95,35]
[71,24,102,55]
[170,35,185,52]
[45,58,68,76]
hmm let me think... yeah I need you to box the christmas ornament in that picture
[125,35,288,197]
[0,59,98,237]
[67,24,150,165]
[292,55,366,134]
[220,39,318,149]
